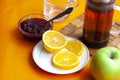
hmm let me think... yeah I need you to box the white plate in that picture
[32,36,90,74]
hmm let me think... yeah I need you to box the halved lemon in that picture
[52,49,80,70]
[65,40,84,56]
[42,30,67,52]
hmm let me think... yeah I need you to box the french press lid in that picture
[90,0,114,4]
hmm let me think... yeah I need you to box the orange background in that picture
[0,0,120,80]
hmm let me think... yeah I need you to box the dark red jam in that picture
[19,18,52,38]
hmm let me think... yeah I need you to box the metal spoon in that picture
[47,7,73,23]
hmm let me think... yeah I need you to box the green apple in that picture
[90,47,120,80]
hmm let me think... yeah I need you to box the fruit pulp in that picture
[83,0,114,48]
[20,18,52,38]
[52,49,80,70]
[42,30,67,52]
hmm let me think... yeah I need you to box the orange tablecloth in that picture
[0,0,120,80]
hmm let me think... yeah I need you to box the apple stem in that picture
[110,54,114,59]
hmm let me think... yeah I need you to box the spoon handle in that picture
[47,7,73,22]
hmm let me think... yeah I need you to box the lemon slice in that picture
[65,40,84,56]
[52,49,80,70]
[42,30,67,52]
